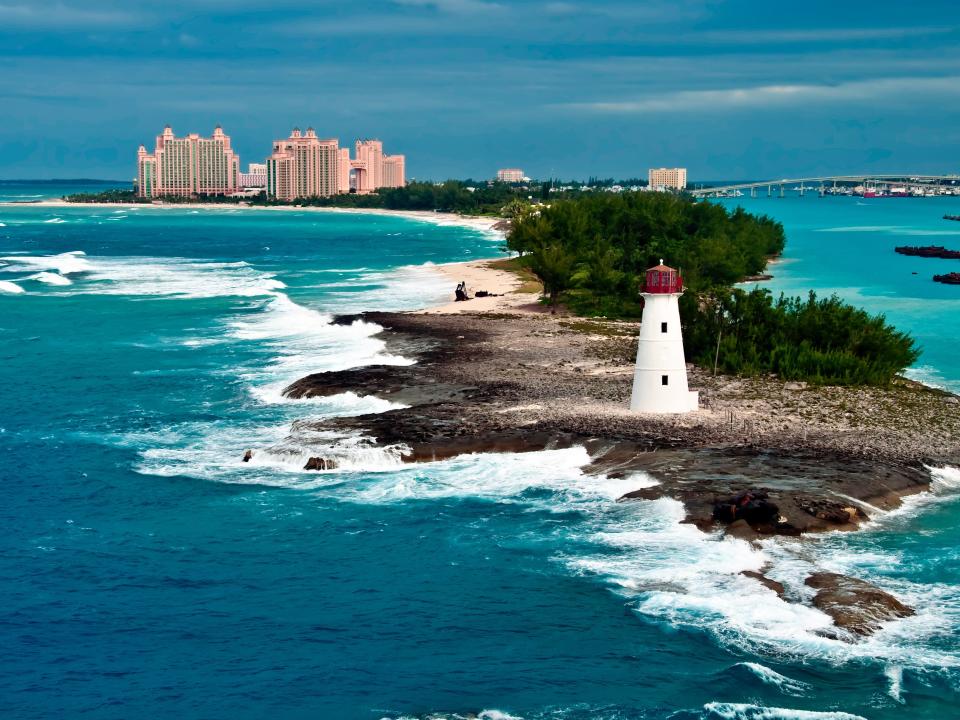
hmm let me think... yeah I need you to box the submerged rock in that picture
[740,570,785,598]
[805,572,914,638]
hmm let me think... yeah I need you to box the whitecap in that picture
[316,263,453,313]
[42,217,66,224]
[733,663,811,697]
[0,280,25,294]
[702,702,867,720]
[31,272,72,286]
[884,664,904,703]
[1,251,92,275]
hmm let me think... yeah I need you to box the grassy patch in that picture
[484,257,543,294]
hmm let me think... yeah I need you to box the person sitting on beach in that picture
[455,281,469,302]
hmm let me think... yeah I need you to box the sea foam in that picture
[0,280,25,293]
[702,703,866,720]
[1,251,92,275]
[31,271,72,286]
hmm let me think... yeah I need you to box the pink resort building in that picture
[648,167,688,191]
[238,163,267,189]
[382,154,406,189]
[264,131,406,199]
[337,148,352,194]
[137,125,240,198]
[266,128,339,201]
[497,168,526,183]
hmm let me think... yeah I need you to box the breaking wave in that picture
[1,250,92,275]
[701,703,866,720]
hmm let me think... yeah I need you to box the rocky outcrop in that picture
[713,490,780,526]
[247,311,955,537]
[304,457,338,471]
[794,496,863,526]
[806,572,914,638]
[741,570,785,597]
[895,244,960,259]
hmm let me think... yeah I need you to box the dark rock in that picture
[794,496,863,525]
[741,570,785,597]
[805,572,914,638]
[242,449,253,463]
[724,519,757,541]
[713,490,780,525]
[304,457,337,471]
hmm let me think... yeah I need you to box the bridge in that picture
[689,174,960,198]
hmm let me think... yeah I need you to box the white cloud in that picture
[690,25,956,44]
[0,2,143,28]
[562,75,960,114]
[392,0,504,13]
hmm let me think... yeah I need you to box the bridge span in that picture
[690,174,960,199]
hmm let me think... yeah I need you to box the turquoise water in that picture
[719,194,960,392]
[0,179,128,203]
[1,201,958,719]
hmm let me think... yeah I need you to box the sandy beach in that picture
[423,258,548,314]
[0,199,507,236]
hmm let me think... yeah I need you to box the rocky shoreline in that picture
[265,308,958,639]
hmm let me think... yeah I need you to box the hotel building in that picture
[137,125,240,198]
[648,167,688,191]
[239,162,267,189]
[382,154,406,189]
[352,139,383,193]
[337,148,352,194]
[266,128,339,201]
[497,168,526,183]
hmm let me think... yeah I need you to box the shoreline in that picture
[272,307,957,638]
[0,199,508,237]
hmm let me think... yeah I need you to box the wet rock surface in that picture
[267,310,957,536]
[806,572,915,638]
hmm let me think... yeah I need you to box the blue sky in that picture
[1,0,958,180]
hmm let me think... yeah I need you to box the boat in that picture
[944,214,960,222]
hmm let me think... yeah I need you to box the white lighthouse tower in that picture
[630,261,699,413]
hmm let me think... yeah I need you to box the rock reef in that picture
[278,311,957,536]
[264,309,957,638]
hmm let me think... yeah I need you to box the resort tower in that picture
[630,262,699,413]
[136,125,240,198]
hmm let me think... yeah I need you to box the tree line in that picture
[506,192,919,386]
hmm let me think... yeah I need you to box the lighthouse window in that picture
[661,375,669,386]
[661,322,668,333]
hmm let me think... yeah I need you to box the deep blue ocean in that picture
[1,185,958,720]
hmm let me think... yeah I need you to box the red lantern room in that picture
[643,260,683,294]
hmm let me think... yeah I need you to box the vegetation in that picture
[507,191,785,316]
[505,192,918,385]
[681,289,920,386]
[61,181,919,386]
[62,179,648,215]
[61,188,146,203]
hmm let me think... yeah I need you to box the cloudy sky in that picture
[1,0,958,180]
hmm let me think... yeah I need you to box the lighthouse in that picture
[630,261,699,413]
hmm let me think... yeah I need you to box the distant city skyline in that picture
[1,1,959,180]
